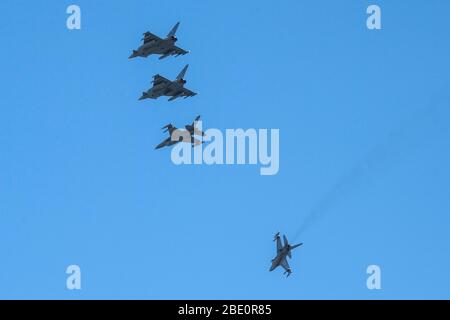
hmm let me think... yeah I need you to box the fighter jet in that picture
[269,233,303,277]
[139,64,197,102]
[129,22,189,60]
[155,117,204,150]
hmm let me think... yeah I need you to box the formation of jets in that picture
[270,233,303,277]
[130,23,302,278]
[129,22,200,149]
[130,22,197,102]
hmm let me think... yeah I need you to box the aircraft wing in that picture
[171,45,189,56]
[159,46,189,60]
[143,31,161,44]
[279,257,290,272]
[180,87,197,98]
[276,236,282,252]
[155,137,171,149]
[152,74,171,86]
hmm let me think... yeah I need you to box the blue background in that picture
[1,0,449,299]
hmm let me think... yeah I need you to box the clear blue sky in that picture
[1,0,450,299]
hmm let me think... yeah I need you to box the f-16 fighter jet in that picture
[139,64,197,102]
[155,117,204,150]
[269,233,303,277]
[129,22,189,60]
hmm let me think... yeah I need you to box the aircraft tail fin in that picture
[167,22,180,38]
[176,64,189,80]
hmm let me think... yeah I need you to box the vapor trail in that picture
[294,96,448,239]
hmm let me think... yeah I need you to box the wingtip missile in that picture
[273,232,280,241]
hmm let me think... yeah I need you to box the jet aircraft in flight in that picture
[269,233,303,277]
[129,22,189,60]
[139,64,197,102]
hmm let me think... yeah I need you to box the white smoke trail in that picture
[294,95,448,240]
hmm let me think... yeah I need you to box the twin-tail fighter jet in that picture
[129,22,189,60]
[139,64,197,102]
[155,116,205,150]
[269,232,303,277]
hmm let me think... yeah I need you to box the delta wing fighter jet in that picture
[139,64,197,102]
[155,116,204,149]
[129,22,189,60]
[269,233,303,277]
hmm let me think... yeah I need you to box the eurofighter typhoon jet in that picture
[269,233,303,277]
[139,64,197,101]
[129,22,189,60]
[155,116,204,149]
